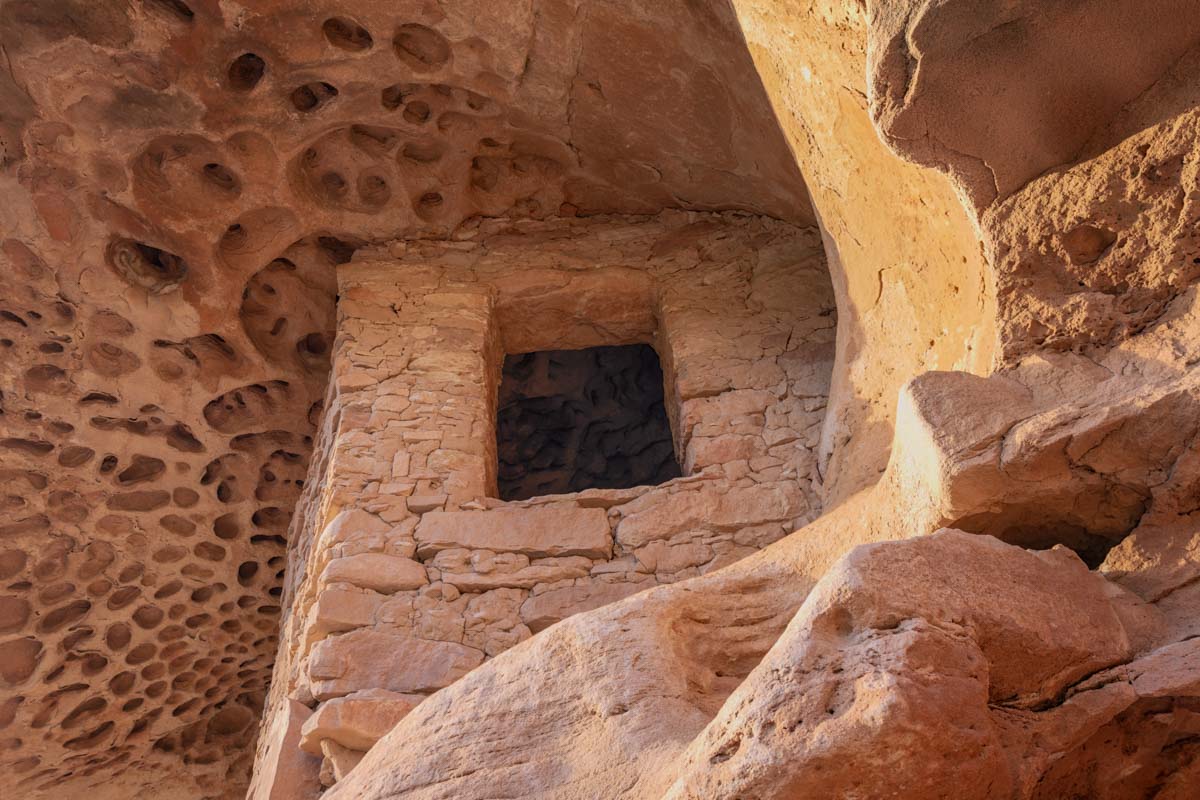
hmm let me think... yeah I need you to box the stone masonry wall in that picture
[252,211,835,793]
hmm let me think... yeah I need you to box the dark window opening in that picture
[496,344,681,501]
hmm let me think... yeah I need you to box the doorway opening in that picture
[495,344,681,501]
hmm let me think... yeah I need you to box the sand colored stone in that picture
[415,507,614,559]
[0,0,1198,798]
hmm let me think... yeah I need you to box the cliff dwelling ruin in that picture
[2,1,1200,799]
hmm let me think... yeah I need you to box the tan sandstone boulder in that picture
[300,689,423,754]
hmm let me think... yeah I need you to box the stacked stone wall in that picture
[255,212,835,789]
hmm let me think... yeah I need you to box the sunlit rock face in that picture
[3,0,1200,799]
[0,1,812,797]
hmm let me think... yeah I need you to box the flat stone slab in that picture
[415,506,613,559]
[308,629,483,700]
[300,688,423,754]
[520,577,655,633]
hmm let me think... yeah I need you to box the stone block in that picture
[520,578,655,632]
[682,389,776,437]
[616,484,796,548]
[308,629,484,700]
[300,689,422,754]
[321,554,428,594]
[415,506,613,559]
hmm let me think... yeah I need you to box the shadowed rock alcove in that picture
[496,344,682,501]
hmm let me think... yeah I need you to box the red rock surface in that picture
[1,1,1198,798]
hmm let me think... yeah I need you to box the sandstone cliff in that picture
[0,1,1197,798]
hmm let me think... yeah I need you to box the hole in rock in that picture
[392,23,451,71]
[227,54,265,91]
[145,0,194,22]
[201,163,239,193]
[349,124,400,155]
[400,139,444,163]
[496,344,681,502]
[356,172,390,207]
[402,100,431,125]
[322,17,372,51]
[1061,223,1117,265]
[105,238,188,294]
[380,84,406,110]
[296,331,330,360]
[316,236,357,265]
[951,508,1140,569]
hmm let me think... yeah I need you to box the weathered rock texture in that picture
[1,0,1198,798]
[0,1,816,797]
